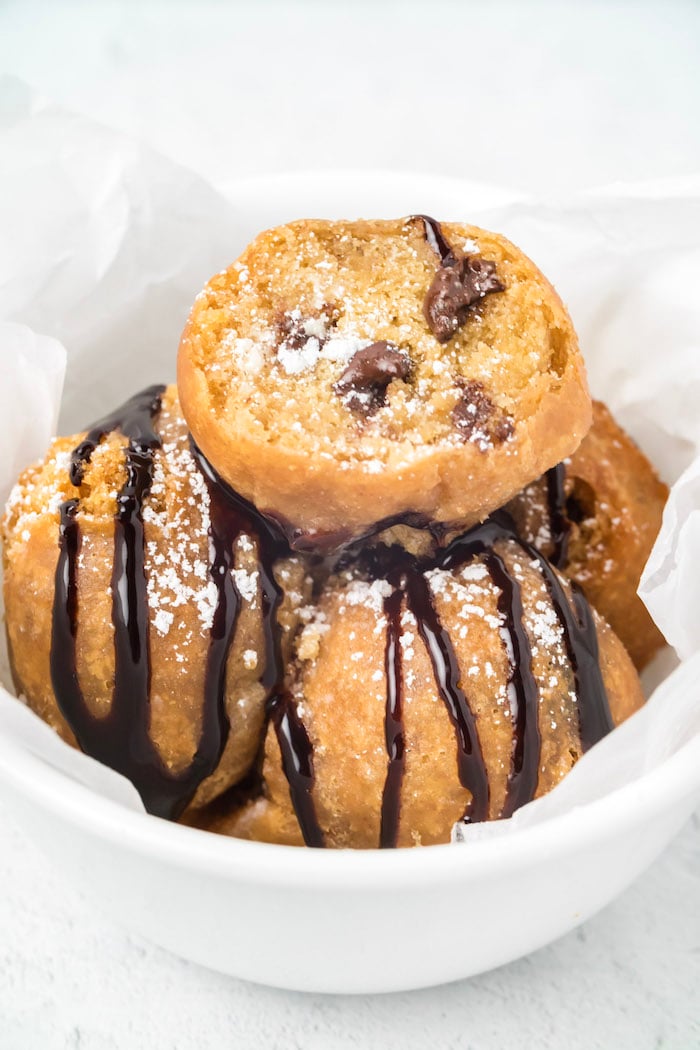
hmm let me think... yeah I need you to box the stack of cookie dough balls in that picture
[2,217,667,847]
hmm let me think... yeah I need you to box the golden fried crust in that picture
[507,401,668,670]
[205,546,643,849]
[1,386,312,809]
[178,218,591,543]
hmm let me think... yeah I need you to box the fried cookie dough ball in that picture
[506,401,668,670]
[203,520,643,848]
[178,217,591,547]
[1,385,312,818]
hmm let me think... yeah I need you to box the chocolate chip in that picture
[334,341,411,415]
[424,255,504,344]
[493,414,515,443]
[452,379,513,449]
[275,303,338,351]
[275,312,309,351]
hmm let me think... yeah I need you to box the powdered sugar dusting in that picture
[142,405,263,642]
[3,446,73,544]
[277,317,375,377]
[232,567,259,608]
[143,434,219,638]
[342,577,393,616]
[224,335,265,375]
[426,563,502,631]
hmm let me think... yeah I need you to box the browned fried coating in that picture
[507,401,668,669]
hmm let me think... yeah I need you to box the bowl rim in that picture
[213,168,527,211]
[1,715,699,889]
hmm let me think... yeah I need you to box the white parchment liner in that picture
[1,79,700,838]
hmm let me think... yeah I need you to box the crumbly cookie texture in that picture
[178,218,592,546]
[202,545,643,849]
[1,386,312,809]
[507,401,668,670]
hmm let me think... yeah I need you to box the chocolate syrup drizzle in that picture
[50,386,319,824]
[48,384,611,843]
[270,697,325,848]
[194,446,326,845]
[379,587,406,848]
[545,462,571,569]
[472,546,541,820]
[403,566,491,824]
[374,509,613,846]
[50,385,206,820]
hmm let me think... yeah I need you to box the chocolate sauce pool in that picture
[48,386,611,843]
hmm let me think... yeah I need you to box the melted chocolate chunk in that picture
[452,379,513,448]
[411,214,504,343]
[424,255,504,344]
[452,380,495,440]
[409,214,456,265]
[334,341,411,415]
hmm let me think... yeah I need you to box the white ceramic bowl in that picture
[1,728,699,993]
[1,171,700,994]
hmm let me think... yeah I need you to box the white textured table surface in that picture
[1,2,700,1046]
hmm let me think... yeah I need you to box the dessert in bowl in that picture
[1,178,698,993]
